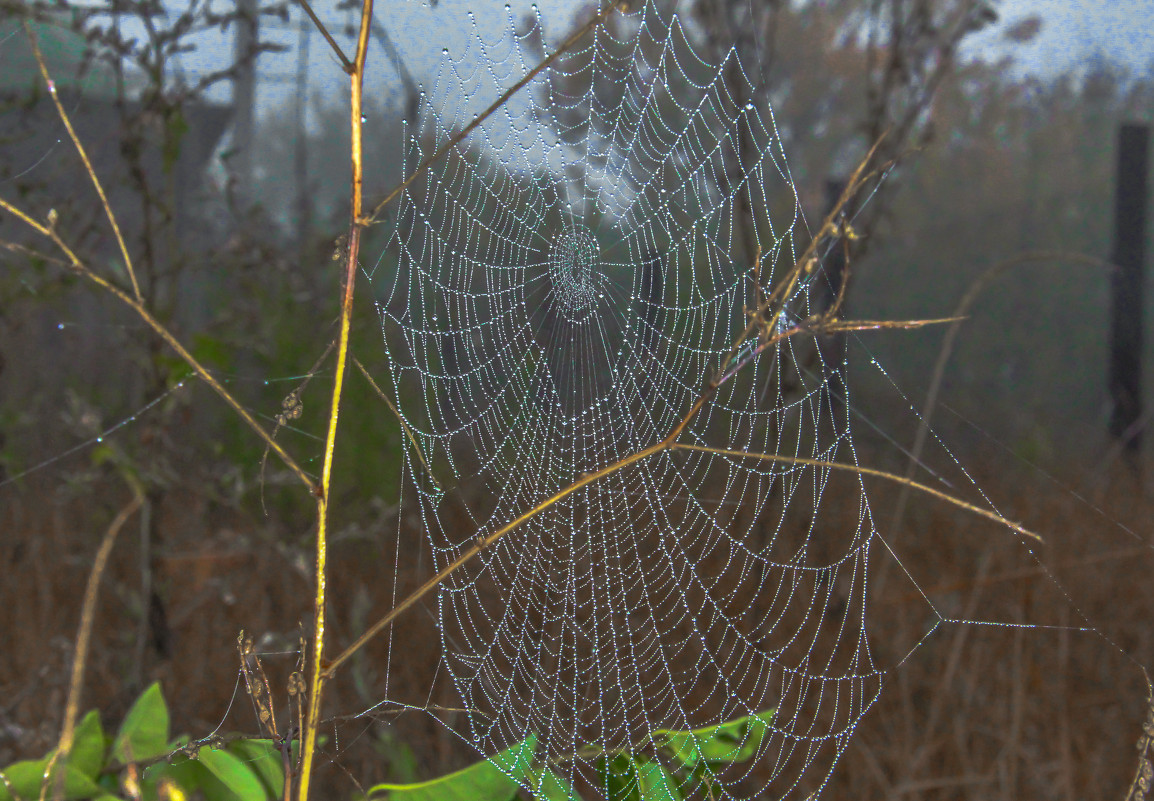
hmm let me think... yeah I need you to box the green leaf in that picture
[633,760,681,801]
[112,683,170,764]
[0,758,103,801]
[69,710,107,779]
[654,710,775,770]
[529,766,583,801]
[596,754,639,801]
[225,740,284,799]
[595,754,684,801]
[367,735,537,801]
[196,746,265,801]
[143,755,203,800]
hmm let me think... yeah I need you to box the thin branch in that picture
[885,251,1115,561]
[0,195,317,493]
[24,22,143,302]
[353,356,440,490]
[718,315,963,386]
[295,0,352,73]
[670,442,1042,543]
[42,491,143,801]
[363,0,627,226]
[323,435,668,678]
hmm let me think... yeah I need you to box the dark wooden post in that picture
[1108,124,1148,466]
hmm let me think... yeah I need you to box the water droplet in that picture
[361,114,367,123]
[57,323,64,330]
[96,437,103,443]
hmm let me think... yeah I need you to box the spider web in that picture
[367,3,879,798]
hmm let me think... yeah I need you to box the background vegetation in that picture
[1,0,1152,799]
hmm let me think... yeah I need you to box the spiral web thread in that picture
[367,3,880,798]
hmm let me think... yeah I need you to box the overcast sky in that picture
[150,0,1154,117]
[966,0,1154,77]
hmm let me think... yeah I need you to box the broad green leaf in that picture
[196,747,265,801]
[69,710,106,779]
[113,683,169,764]
[529,766,583,801]
[225,740,284,799]
[143,755,203,800]
[596,754,639,801]
[654,710,775,769]
[0,758,102,801]
[596,755,684,801]
[633,760,681,801]
[367,735,537,801]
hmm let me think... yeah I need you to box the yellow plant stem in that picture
[296,0,373,793]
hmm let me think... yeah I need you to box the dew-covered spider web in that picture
[366,3,879,798]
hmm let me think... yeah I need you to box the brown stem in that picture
[43,492,143,801]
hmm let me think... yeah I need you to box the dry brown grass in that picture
[2,439,1150,800]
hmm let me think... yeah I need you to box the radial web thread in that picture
[367,3,881,798]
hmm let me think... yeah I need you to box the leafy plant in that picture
[0,680,771,801]
[0,684,284,801]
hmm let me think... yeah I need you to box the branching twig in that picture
[24,22,143,303]
[295,0,352,73]
[0,195,316,492]
[296,0,376,790]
